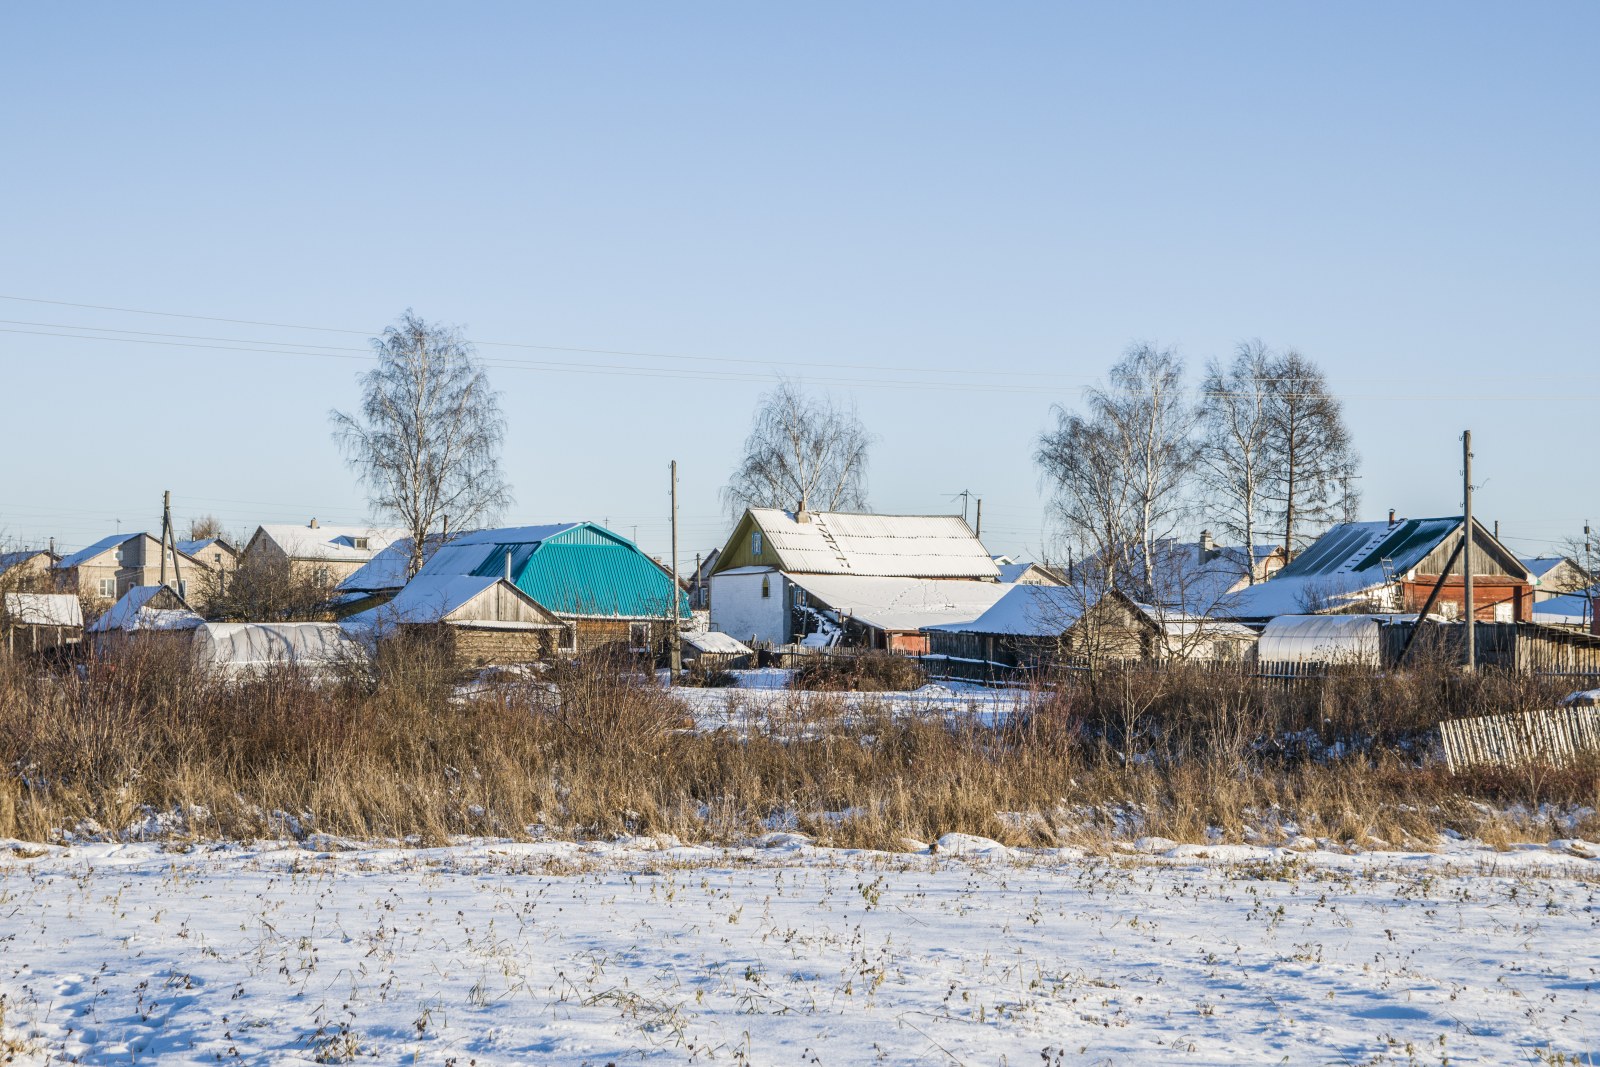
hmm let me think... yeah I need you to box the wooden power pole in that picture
[668,460,682,680]
[1462,431,1475,672]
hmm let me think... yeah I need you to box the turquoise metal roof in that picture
[465,523,689,619]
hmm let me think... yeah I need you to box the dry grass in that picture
[0,642,1595,850]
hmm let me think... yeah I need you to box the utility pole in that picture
[668,460,682,681]
[974,498,983,541]
[159,490,170,589]
[1462,431,1475,672]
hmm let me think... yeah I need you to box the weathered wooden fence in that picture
[1438,706,1600,772]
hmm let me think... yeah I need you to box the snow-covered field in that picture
[4,835,1598,1065]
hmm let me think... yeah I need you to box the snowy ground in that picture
[4,835,1599,1065]
[673,670,1036,732]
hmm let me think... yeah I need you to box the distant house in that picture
[243,521,409,583]
[1223,516,1534,625]
[336,536,445,594]
[1531,588,1599,634]
[923,584,1254,671]
[344,574,568,669]
[54,533,218,605]
[177,536,240,579]
[1521,557,1592,600]
[0,548,59,587]
[994,559,1065,586]
[686,548,721,610]
[1079,532,1286,614]
[2,593,83,653]
[708,508,998,650]
[408,523,689,654]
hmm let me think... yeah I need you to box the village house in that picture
[403,523,688,655]
[177,536,240,580]
[1223,515,1534,625]
[707,508,1000,653]
[242,521,409,583]
[52,533,219,606]
[1521,557,1592,600]
[923,584,1257,676]
[993,556,1065,586]
[0,548,59,588]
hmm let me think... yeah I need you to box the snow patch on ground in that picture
[2,837,1598,1064]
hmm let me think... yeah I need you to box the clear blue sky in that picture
[2,3,1596,566]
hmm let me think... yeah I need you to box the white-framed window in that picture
[761,575,771,599]
[352,537,369,550]
[752,531,763,556]
[97,577,117,598]
[177,579,188,601]
[630,622,652,650]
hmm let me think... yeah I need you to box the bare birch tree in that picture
[1197,340,1274,584]
[332,311,511,578]
[723,381,872,515]
[1261,349,1358,558]
[1037,344,1196,602]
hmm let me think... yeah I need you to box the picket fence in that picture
[1438,705,1600,772]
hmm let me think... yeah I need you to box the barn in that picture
[2,593,84,654]
[343,574,568,669]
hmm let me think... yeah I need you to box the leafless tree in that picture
[200,552,335,622]
[1198,341,1274,584]
[332,311,511,577]
[1261,350,1358,559]
[187,515,225,541]
[1036,344,1196,601]
[723,380,872,515]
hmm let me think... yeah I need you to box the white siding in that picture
[709,569,790,646]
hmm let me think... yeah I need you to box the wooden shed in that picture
[343,574,568,670]
[3,593,84,654]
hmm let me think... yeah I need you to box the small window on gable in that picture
[352,537,369,550]
[752,531,763,556]
[761,575,771,599]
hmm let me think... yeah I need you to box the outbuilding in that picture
[2,593,84,654]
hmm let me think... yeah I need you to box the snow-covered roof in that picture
[682,631,753,655]
[745,509,998,579]
[192,623,364,674]
[176,537,234,559]
[923,584,1089,637]
[87,586,204,633]
[1532,592,1595,627]
[1222,517,1499,621]
[787,573,1012,633]
[343,575,564,638]
[54,534,133,571]
[995,561,1062,585]
[335,536,450,592]
[414,524,580,578]
[251,524,409,563]
[3,593,83,628]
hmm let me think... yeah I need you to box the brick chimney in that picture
[1388,509,1397,528]
[1199,529,1214,555]
[795,497,812,524]
[309,517,319,529]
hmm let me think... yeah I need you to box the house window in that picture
[761,575,771,599]
[629,622,652,650]
[177,579,188,601]
[97,578,117,598]
[352,537,369,550]
[752,531,762,556]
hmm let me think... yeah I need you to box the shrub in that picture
[790,650,926,692]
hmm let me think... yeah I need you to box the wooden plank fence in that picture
[1438,706,1600,772]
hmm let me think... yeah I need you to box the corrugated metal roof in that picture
[748,509,998,578]
[87,586,204,633]
[415,522,688,619]
[55,534,133,571]
[1226,517,1467,620]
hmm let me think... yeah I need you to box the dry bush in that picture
[0,641,1595,851]
[791,650,926,692]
